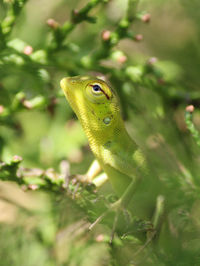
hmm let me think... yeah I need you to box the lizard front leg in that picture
[75,159,108,187]
[86,159,102,182]
[85,159,108,187]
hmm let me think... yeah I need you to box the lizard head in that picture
[60,75,122,131]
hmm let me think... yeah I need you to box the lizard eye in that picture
[91,84,102,94]
[85,82,111,103]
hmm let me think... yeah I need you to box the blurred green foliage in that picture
[0,0,200,265]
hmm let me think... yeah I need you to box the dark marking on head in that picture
[101,89,110,100]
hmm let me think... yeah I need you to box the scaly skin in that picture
[60,75,147,197]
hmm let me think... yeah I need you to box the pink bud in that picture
[23,100,32,109]
[24,46,33,55]
[142,13,151,23]
[0,105,4,114]
[186,105,194,113]
[73,9,79,16]
[47,18,59,29]
[148,57,157,65]
[12,155,23,162]
[96,234,104,242]
[135,34,143,41]
[28,184,39,190]
[117,55,127,64]
[101,30,111,41]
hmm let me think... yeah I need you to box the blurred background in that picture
[0,0,200,265]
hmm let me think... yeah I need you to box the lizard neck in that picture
[80,114,127,158]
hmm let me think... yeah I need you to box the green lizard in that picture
[60,75,163,233]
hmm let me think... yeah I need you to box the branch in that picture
[0,156,67,192]
[47,0,110,52]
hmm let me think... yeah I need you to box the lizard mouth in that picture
[60,77,72,101]
[60,77,77,108]
[60,77,70,92]
[60,77,75,97]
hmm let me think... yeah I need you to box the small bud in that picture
[73,9,79,16]
[141,13,151,23]
[147,57,157,65]
[111,50,127,64]
[81,55,92,68]
[0,105,4,114]
[30,50,48,64]
[96,234,104,242]
[28,184,39,190]
[117,55,127,64]
[47,18,59,29]
[134,34,143,42]
[186,105,194,113]
[119,19,129,28]
[23,100,32,109]
[125,66,143,82]
[101,30,111,41]
[12,155,23,163]
[24,45,33,55]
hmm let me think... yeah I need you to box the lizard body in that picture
[60,76,147,197]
